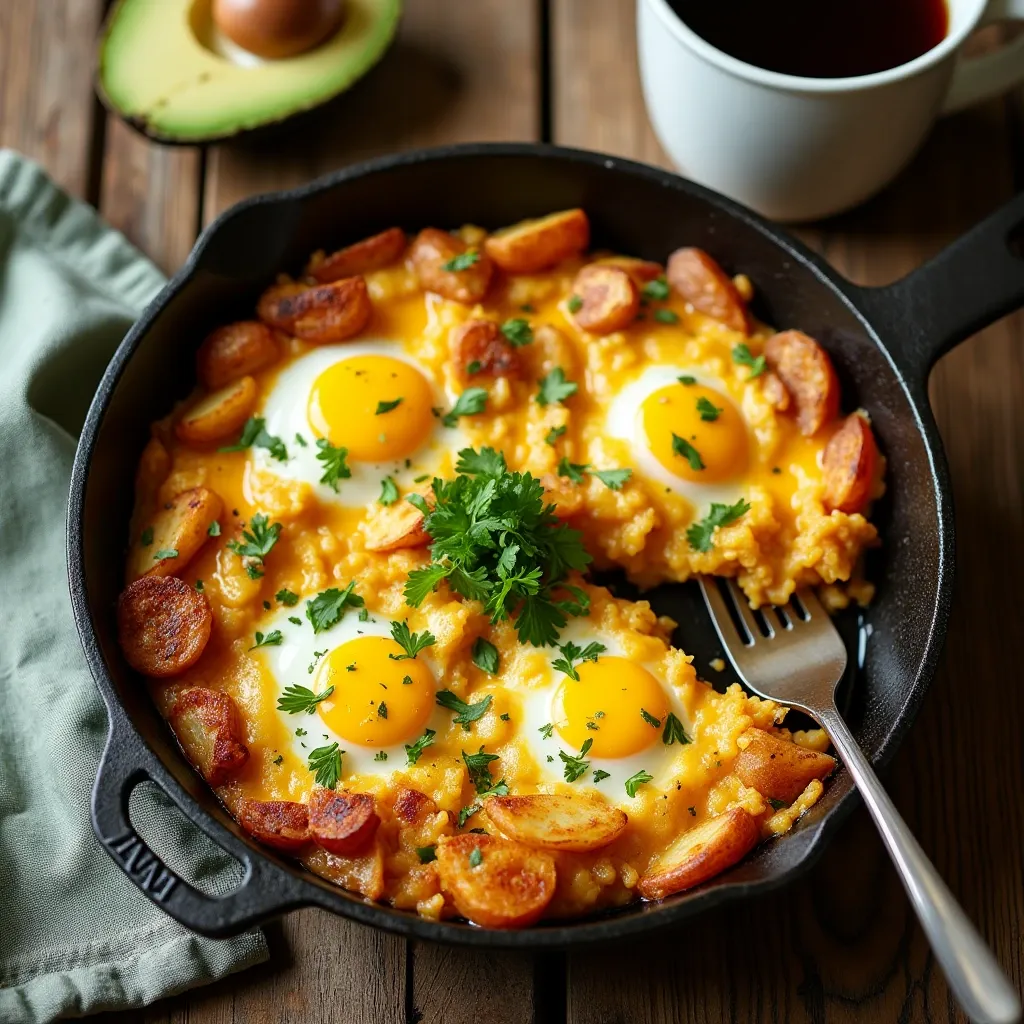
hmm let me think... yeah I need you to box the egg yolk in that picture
[308,354,435,462]
[554,657,669,758]
[315,635,434,746]
[641,382,749,483]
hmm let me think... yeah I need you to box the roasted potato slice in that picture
[569,264,640,335]
[408,228,494,304]
[117,576,212,678]
[450,319,522,382]
[237,798,310,852]
[764,330,840,436]
[306,227,406,283]
[436,834,556,929]
[638,808,759,900]
[322,841,386,900]
[822,413,879,514]
[168,687,249,786]
[308,789,380,855]
[175,376,258,446]
[362,500,429,553]
[128,486,222,582]
[734,729,837,803]
[485,792,627,852]
[393,786,438,826]
[666,248,751,335]
[197,321,279,389]
[484,209,590,273]
[257,276,372,344]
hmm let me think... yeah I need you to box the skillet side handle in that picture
[92,722,311,937]
[855,192,1024,382]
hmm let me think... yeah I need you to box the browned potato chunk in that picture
[484,209,590,273]
[450,319,522,382]
[197,321,279,389]
[175,376,258,446]
[257,276,372,344]
[408,228,494,304]
[822,413,879,514]
[638,808,759,900]
[569,265,640,334]
[324,841,386,900]
[306,227,406,283]
[436,834,556,929]
[128,487,222,582]
[666,248,751,335]
[485,792,627,852]
[362,500,430,553]
[764,330,840,436]
[237,798,310,852]
[168,687,249,785]
[117,576,212,678]
[393,786,438,826]
[308,789,380,855]
[593,255,665,283]
[734,729,837,803]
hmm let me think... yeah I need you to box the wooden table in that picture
[4,2,1022,1021]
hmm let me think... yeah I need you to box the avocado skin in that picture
[96,0,403,144]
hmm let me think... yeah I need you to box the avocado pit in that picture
[211,0,345,59]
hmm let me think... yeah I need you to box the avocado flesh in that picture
[98,0,402,142]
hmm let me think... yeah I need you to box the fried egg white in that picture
[520,619,693,810]
[255,341,467,506]
[254,602,448,781]
[606,365,750,510]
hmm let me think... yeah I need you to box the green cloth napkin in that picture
[0,150,268,1022]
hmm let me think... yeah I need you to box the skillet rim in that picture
[67,141,954,947]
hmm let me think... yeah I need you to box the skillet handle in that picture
[92,717,311,937]
[855,192,1024,382]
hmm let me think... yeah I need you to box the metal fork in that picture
[700,577,1021,1024]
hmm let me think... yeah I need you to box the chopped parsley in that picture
[294,433,307,447]
[640,708,662,728]
[457,775,509,827]
[305,582,364,633]
[471,636,500,675]
[732,343,766,378]
[593,769,611,783]
[686,499,751,552]
[678,375,697,385]
[249,630,283,650]
[696,396,722,422]
[307,650,327,674]
[642,277,670,301]
[441,387,488,427]
[307,742,342,789]
[402,675,413,686]
[552,640,606,681]
[277,684,334,715]
[537,367,578,407]
[768,798,789,810]
[662,712,691,745]
[374,751,388,762]
[624,770,653,797]
[500,318,534,347]
[466,360,481,376]
[378,476,399,506]
[557,457,589,484]
[272,754,283,765]
[416,845,437,863]
[315,439,351,492]
[436,690,492,731]
[593,468,632,491]
[500,713,510,722]
[442,250,480,272]
[671,433,705,471]
[288,615,302,626]
[375,398,403,415]
[654,308,679,324]
[207,520,221,537]
[468,847,483,867]
[275,588,299,606]
[538,723,554,740]
[463,747,500,792]
[140,527,153,546]
[545,425,567,446]
[195,580,204,592]
[559,738,593,783]
[389,620,436,659]
[228,513,281,571]
[405,728,436,765]
[377,701,388,719]
[153,548,178,560]
[567,294,583,313]
[219,417,287,461]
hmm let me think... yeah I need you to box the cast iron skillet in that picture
[67,143,1024,947]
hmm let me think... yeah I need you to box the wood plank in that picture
[0,0,106,199]
[552,3,1024,1022]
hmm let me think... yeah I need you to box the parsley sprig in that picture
[442,250,480,272]
[471,637,499,674]
[624,770,653,797]
[306,582,364,633]
[308,742,343,789]
[228,513,281,579]
[559,738,593,783]
[277,684,334,715]
[436,690,493,731]
[249,630,283,650]
[537,367,578,407]
[389,621,436,660]
[405,728,436,765]
[442,387,488,427]
[686,499,751,552]
[551,640,606,681]
[733,343,766,378]
[462,747,500,792]
[500,318,534,347]
[671,434,705,471]
[219,417,288,461]
[662,712,691,745]
[315,439,351,492]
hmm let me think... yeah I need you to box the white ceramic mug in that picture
[638,0,1024,221]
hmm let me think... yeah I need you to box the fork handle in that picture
[819,709,1021,1024]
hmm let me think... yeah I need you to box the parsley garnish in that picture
[567,294,583,313]
[315,439,351,492]
[374,750,388,762]
[249,630,283,650]
[219,417,288,461]
[463,747,500,792]
[732,343,766,378]
[442,250,480,272]
[153,548,178,560]
[276,588,299,606]
[468,847,483,867]
[277,684,334,715]
[405,728,436,765]
[308,742,342,789]
[389,621,436,660]
[403,447,592,646]
[671,434,705,471]
[593,468,632,491]
[640,708,661,728]
[294,433,307,447]
[272,754,283,765]
[500,318,533,347]
[662,712,691,745]
[678,375,697,385]
[538,723,554,739]
[642,277,670,301]
[625,770,653,797]
[537,367,577,407]
[686,499,751,552]
[140,527,154,546]
[375,398,403,415]
[288,615,302,626]
[552,640,606,681]
[228,513,281,567]
[457,776,510,827]
[472,636,500,675]
[436,690,493,731]
[377,701,387,719]
[378,476,399,506]
[207,520,221,537]
[441,387,488,427]
[195,580,204,592]
[768,798,788,810]
[654,308,679,324]
[545,425,567,446]
[466,360,481,375]
[500,713,510,722]
[245,563,264,580]
[416,845,437,863]
[557,457,589,484]
[305,582,364,633]
[696,396,722,422]
[559,738,593,783]
[593,769,611,783]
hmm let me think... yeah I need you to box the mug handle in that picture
[942,0,1024,113]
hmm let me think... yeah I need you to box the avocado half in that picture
[97,0,402,143]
